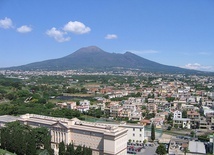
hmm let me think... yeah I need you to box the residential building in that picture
[147,103,157,113]
[110,105,123,118]
[119,109,131,119]
[173,118,191,129]
[150,117,164,128]
[67,102,76,109]
[168,138,188,155]
[186,110,200,128]
[199,117,208,130]
[76,100,90,112]
[187,110,200,119]
[76,105,90,112]
[130,110,142,121]
[173,110,182,119]
[80,100,90,106]
[206,113,214,130]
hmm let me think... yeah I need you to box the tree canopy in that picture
[156,144,167,155]
[151,123,155,141]
[0,121,53,155]
[58,142,92,155]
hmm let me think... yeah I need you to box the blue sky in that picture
[0,0,214,71]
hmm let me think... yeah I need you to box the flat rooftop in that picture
[0,115,19,123]
[188,141,206,154]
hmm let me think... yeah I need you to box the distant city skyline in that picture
[0,0,214,72]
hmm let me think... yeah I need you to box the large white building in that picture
[119,123,144,143]
[0,114,128,155]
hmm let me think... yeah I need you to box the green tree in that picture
[166,97,175,102]
[11,81,22,89]
[75,145,82,155]
[0,121,38,155]
[174,124,178,129]
[86,147,92,155]
[66,143,75,155]
[82,145,87,155]
[6,93,17,100]
[26,130,37,155]
[182,110,187,118]
[59,141,66,155]
[151,123,155,141]
[167,113,172,121]
[80,87,87,94]
[145,112,155,119]
[156,144,167,155]
[183,147,189,155]
[190,131,195,137]
[141,105,147,110]
[143,139,147,145]
[0,126,9,150]
[33,127,53,154]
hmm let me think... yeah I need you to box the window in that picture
[140,128,142,132]
[140,134,142,137]
[133,133,135,137]
[133,128,135,131]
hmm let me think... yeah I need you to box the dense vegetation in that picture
[0,121,53,155]
[0,75,142,119]
[155,144,167,155]
[59,141,92,155]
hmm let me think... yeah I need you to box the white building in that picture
[76,105,90,112]
[67,102,76,109]
[79,100,90,106]
[173,110,182,119]
[173,118,191,129]
[123,103,136,112]
[119,123,145,143]
[0,114,128,155]
[77,100,90,112]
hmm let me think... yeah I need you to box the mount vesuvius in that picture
[2,46,208,74]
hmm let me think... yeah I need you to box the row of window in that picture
[133,134,142,137]
[133,128,143,131]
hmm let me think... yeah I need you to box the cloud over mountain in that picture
[63,21,91,34]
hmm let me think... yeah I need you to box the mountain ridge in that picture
[1,46,212,75]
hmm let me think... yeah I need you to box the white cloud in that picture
[46,27,70,42]
[182,63,214,72]
[0,17,13,29]
[63,21,91,34]
[17,25,32,33]
[105,34,118,39]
